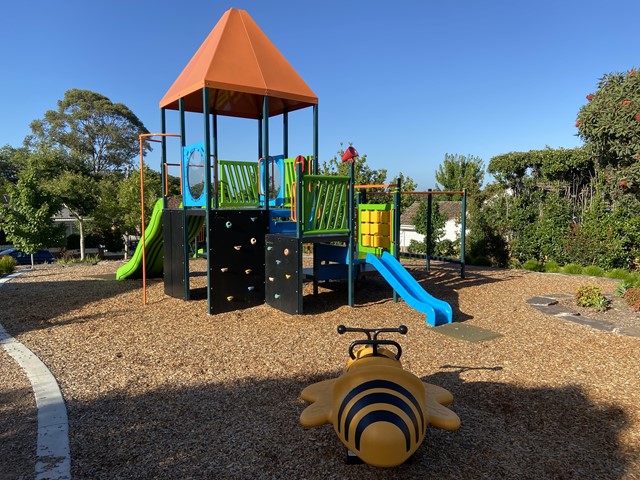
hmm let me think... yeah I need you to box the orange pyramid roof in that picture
[159,8,318,118]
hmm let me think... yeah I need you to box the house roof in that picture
[159,8,318,119]
[400,200,463,226]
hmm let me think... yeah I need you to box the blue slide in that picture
[366,252,453,326]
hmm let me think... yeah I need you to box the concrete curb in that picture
[0,271,71,480]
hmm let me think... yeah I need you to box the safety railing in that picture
[299,174,350,235]
[219,160,259,207]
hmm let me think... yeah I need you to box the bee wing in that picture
[301,378,336,403]
[424,383,461,431]
[424,382,454,405]
[300,379,336,428]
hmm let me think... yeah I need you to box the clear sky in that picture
[0,0,637,189]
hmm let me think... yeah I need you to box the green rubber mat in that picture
[432,323,503,342]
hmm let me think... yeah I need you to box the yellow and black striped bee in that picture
[300,325,460,468]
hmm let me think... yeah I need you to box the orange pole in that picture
[399,190,465,195]
[354,183,394,190]
[139,136,147,305]
[137,133,181,306]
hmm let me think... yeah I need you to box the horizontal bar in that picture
[354,184,394,189]
[399,190,465,195]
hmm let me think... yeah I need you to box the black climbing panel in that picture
[208,210,268,314]
[265,234,302,315]
[163,210,185,299]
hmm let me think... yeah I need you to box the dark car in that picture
[0,248,56,265]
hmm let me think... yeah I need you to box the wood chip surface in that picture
[1,259,639,479]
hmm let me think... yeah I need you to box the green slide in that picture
[116,199,204,280]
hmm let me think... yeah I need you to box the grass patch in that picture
[523,259,544,272]
[544,260,561,273]
[583,265,605,277]
[562,263,584,275]
[0,255,18,274]
[57,255,100,266]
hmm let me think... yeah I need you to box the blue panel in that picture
[182,142,206,207]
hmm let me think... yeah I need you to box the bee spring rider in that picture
[299,325,460,467]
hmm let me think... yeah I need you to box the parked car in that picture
[0,248,56,265]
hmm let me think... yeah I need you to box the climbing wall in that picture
[209,210,268,314]
[265,234,302,314]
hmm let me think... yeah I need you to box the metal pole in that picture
[179,98,190,300]
[203,88,212,309]
[258,113,263,159]
[348,159,355,307]
[283,109,288,158]
[313,104,319,174]
[392,178,401,303]
[426,189,432,272]
[460,189,466,278]
[263,96,269,213]
[212,111,219,210]
[160,109,167,208]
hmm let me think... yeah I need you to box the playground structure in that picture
[116,8,454,326]
[300,325,460,467]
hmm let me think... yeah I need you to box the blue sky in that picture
[0,0,637,189]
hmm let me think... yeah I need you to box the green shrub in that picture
[523,259,545,272]
[544,260,561,273]
[575,285,609,312]
[606,268,630,280]
[0,255,17,274]
[469,255,492,267]
[408,239,426,254]
[623,288,640,312]
[626,272,640,288]
[563,263,584,275]
[583,265,605,277]
[57,255,100,266]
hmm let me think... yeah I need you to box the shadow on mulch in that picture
[0,277,141,336]
[186,262,509,322]
[56,367,634,479]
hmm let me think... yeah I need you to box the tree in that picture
[435,153,485,199]
[46,170,100,259]
[410,201,446,255]
[320,143,418,208]
[320,143,388,186]
[1,164,65,266]
[27,89,150,175]
[0,145,28,196]
[25,89,150,258]
[576,68,640,192]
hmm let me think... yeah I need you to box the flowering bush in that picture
[575,285,609,312]
[623,288,640,312]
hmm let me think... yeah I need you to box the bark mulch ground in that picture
[1,259,639,479]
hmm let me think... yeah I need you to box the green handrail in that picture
[219,160,259,207]
[283,156,312,207]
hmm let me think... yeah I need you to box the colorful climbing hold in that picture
[225,221,232,228]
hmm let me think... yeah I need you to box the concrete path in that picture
[0,271,71,480]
